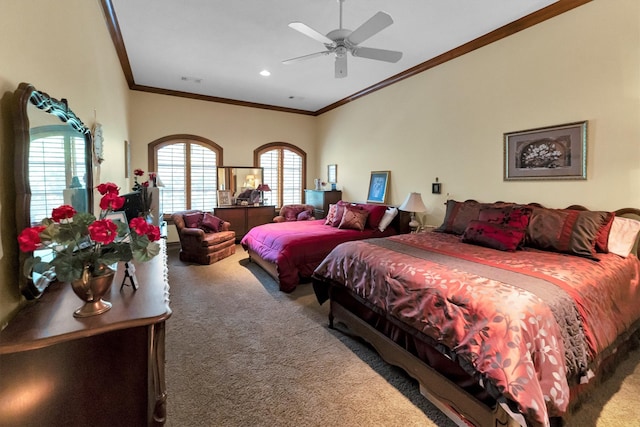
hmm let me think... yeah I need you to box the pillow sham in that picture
[297,210,313,221]
[607,216,640,258]
[338,206,370,231]
[435,200,485,235]
[201,213,224,233]
[378,207,398,232]
[594,212,615,253]
[462,220,527,252]
[324,204,337,226]
[478,205,532,229]
[356,203,387,229]
[526,208,610,260]
[183,212,203,228]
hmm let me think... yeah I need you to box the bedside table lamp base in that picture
[399,192,427,234]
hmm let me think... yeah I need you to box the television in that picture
[117,191,144,223]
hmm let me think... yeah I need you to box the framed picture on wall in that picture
[327,164,337,184]
[367,171,390,204]
[217,190,232,206]
[504,121,587,180]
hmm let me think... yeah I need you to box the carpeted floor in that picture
[164,244,640,427]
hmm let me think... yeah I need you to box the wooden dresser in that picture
[213,205,275,240]
[304,190,342,218]
[0,242,171,427]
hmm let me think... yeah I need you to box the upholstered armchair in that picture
[171,210,236,265]
[273,204,316,223]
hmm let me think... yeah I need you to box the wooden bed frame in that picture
[246,210,412,287]
[323,206,640,427]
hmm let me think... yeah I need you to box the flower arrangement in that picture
[133,168,155,218]
[18,182,162,283]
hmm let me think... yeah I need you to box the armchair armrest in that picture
[273,216,285,223]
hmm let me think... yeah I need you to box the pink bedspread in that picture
[313,232,640,427]
[241,219,398,292]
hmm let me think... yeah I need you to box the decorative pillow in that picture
[297,210,313,221]
[338,206,370,231]
[478,205,532,229]
[607,216,640,258]
[324,204,337,226]
[328,200,349,227]
[435,200,485,235]
[356,203,387,229]
[462,220,527,252]
[201,212,224,232]
[595,212,615,253]
[526,208,610,260]
[378,207,398,232]
[183,212,203,228]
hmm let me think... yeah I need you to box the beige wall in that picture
[316,0,640,226]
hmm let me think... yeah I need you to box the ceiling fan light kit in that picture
[283,0,403,78]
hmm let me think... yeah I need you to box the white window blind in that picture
[260,151,279,206]
[190,144,217,210]
[259,147,303,207]
[157,143,186,213]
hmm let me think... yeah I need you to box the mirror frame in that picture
[13,82,94,299]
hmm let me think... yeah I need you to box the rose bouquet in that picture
[18,182,161,283]
[132,168,154,218]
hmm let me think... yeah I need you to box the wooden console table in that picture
[0,242,171,427]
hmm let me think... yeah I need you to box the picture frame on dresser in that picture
[504,121,587,181]
[327,164,337,184]
[217,190,232,206]
[367,170,390,204]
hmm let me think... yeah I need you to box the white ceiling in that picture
[108,0,561,114]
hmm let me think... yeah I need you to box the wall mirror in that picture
[13,82,94,299]
[216,166,264,205]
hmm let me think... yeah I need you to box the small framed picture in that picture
[367,171,390,204]
[432,182,441,194]
[217,190,232,206]
[327,164,337,184]
[504,121,587,180]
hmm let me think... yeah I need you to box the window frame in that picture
[254,142,306,208]
[148,134,223,217]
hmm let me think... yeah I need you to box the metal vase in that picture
[70,264,115,318]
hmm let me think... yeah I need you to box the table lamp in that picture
[399,192,427,232]
[257,184,271,205]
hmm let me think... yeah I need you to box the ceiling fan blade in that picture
[282,51,330,65]
[351,46,402,63]
[347,11,393,46]
[335,55,347,78]
[288,22,334,45]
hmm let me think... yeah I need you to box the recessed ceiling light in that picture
[259,70,271,77]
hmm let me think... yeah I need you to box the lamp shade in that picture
[399,192,427,213]
[257,184,271,192]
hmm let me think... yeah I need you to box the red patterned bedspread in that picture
[240,219,398,292]
[313,232,640,427]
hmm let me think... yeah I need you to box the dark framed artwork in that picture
[367,171,390,204]
[504,121,587,180]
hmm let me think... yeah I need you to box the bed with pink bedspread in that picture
[241,205,409,292]
[312,201,640,427]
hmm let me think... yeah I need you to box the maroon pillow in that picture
[478,205,532,229]
[183,212,203,228]
[462,220,526,252]
[356,204,387,229]
[201,212,223,232]
[297,210,312,221]
[526,208,610,260]
[338,206,369,231]
[435,200,485,235]
[595,212,615,253]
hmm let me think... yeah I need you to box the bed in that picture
[241,201,411,292]
[312,200,640,427]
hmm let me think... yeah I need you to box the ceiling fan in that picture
[283,0,403,78]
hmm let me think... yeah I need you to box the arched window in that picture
[254,143,306,208]
[149,135,222,215]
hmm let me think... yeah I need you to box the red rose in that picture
[88,219,118,245]
[51,205,77,222]
[17,226,46,252]
[146,225,161,242]
[99,193,125,211]
[129,217,150,235]
[134,169,145,177]
[142,181,149,187]
[149,172,156,179]
[97,182,120,195]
